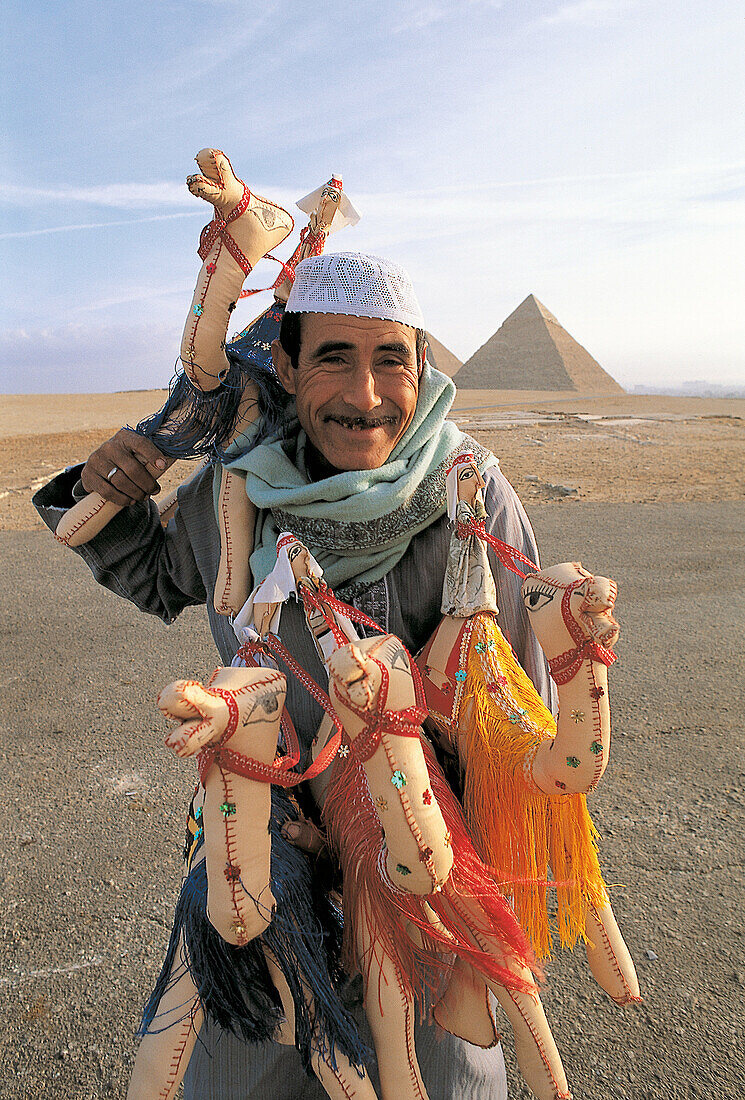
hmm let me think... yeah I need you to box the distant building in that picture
[425,333,463,377]
[454,294,624,393]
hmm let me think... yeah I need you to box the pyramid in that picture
[425,332,462,377]
[455,295,624,393]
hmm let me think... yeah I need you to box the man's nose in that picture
[341,365,383,412]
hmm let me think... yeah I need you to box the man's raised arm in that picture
[33,437,210,625]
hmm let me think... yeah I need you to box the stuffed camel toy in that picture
[154,533,574,1100]
[128,663,375,1100]
[53,150,357,619]
[130,531,574,1100]
[417,452,640,1008]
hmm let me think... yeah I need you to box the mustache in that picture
[323,413,400,429]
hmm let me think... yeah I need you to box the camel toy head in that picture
[296,174,360,237]
[520,562,619,661]
[445,452,488,519]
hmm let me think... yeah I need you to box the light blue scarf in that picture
[222,364,492,589]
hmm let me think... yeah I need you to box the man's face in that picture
[273,313,420,472]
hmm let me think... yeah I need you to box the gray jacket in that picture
[34,461,552,757]
[33,460,551,1100]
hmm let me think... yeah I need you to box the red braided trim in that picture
[304,582,429,715]
[208,686,240,736]
[298,581,351,648]
[258,633,346,783]
[548,638,617,684]
[548,581,618,684]
[299,581,384,636]
[193,674,304,787]
[459,520,538,580]
[197,185,254,274]
[238,253,298,298]
[336,659,427,764]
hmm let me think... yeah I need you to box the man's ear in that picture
[272,339,297,395]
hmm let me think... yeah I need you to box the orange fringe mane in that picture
[445,614,608,958]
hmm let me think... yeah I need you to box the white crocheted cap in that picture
[285,251,425,329]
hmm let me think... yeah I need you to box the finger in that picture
[118,428,169,473]
[79,467,140,508]
[101,463,156,503]
[82,430,167,500]
[281,820,327,855]
[107,432,168,497]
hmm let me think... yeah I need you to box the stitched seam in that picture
[593,907,630,996]
[505,987,567,1099]
[216,472,235,611]
[218,766,246,939]
[444,886,564,1096]
[187,238,223,370]
[587,664,605,791]
[394,961,428,1100]
[158,1013,195,1100]
[54,495,110,543]
[323,1059,358,1100]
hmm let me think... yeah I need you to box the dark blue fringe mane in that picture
[139,786,369,1078]
[132,304,290,462]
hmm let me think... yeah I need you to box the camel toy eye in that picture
[261,693,279,714]
[523,588,555,612]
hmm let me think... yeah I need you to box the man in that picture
[34,252,552,1100]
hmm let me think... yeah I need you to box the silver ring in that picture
[107,466,118,481]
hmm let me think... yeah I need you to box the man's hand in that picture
[81,428,168,508]
[281,816,328,857]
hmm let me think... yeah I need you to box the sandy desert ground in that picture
[0,391,743,1099]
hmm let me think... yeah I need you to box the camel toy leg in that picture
[584,896,641,1005]
[432,958,498,1049]
[159,665,287,943]
[356,909,430,1100]
[263,947,379,1100]
[127,931,203,1100]
[325,635,571,1100]
[441,890,570,1100]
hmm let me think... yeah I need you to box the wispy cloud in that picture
[391,0,503,33]
[0,211,203,241]
[1,181,193,210]
[0,322,182,393]
[347,161,745,245]
[539,0,635,28]
[0,177,301,213]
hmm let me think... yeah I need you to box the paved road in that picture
[1,502,743,1099]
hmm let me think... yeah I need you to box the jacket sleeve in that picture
[32,465,209,624]
[483,466,557,713]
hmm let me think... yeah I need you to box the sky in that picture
[1,0,744,393]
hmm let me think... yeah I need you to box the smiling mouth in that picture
[325,414,399,431]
